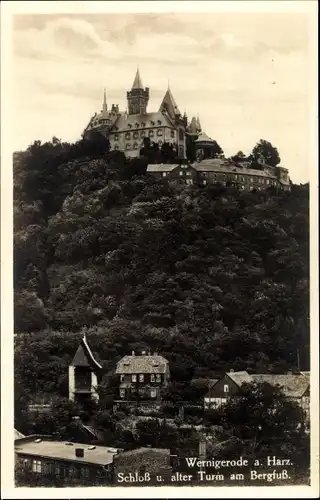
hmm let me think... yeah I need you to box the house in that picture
[115,350,170,402]
[15,435,122,484]
[204,370,310,419]
[147,158,291,191]
[69,335,102,404]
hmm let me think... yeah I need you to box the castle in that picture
[83,68,200,159]
[83,68,291,192]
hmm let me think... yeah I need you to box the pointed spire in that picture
[132,67,143,89]
[196,114,201,131]
[102,88,107,112]
[159,86,181,118]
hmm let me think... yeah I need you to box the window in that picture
[150,389,157,398]
[266,179,270,185]
[132,374,137,382]
[149,130,154,137]
[224,385,229,393]
[156,374,161,382]
[203,180,207,185]
[141,131,145,137]
[162,172,167,177]
[135,123,139,128]
[150,374,155,382]
[158,140,163,146]
[157,129,163,136]
[133,132,139,139]
[139,374,144,382]
[126,143,131,150]
[125,132,131,140]
[32,460,42,473]
[55,464,60,476]
[120,374,124,382]
[170,130,175,138]
[133,143,139,150]
[120,389,125,398]
[186,179,193,185]
[81,467,90,478]
[128,124,132,129]
[141,122,146,127]
[179,129,184,140]
[150,121,155,126]
[186,171,192,176]
[114,134,119,140]
[179,171,183,176]
[157,120,162,125]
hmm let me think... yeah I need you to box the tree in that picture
[251,139,281,167]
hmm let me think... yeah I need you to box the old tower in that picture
[69,335,102,404]
[126,68,149,115]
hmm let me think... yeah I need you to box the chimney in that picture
[132,351,135,356]
[75,448,84,458]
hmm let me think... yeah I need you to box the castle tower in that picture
[127,67,149,115]
[102,88,107,112]
[159,85,181,120]
[69,335,102,404]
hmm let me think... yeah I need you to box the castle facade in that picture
[83,68,199,159]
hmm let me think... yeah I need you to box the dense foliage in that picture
[14,137,309,407]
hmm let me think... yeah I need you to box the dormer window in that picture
[158,120,162,125]
[135,122,139,128]
[150,121,155,126]
[128,124,132,129]
[141,122,146,127]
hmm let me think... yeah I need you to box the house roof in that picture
[147,164,186,173]
[116,354,169,374]
[14,439,120,466]
[14,429,25,440]
[251,374,310,398]
[224,371,310,398]
[113,447,170,459]
[191,160,278,178]
[70,336,102,370]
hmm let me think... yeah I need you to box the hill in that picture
[14,137,309,402]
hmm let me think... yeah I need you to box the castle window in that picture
[139,374,144,382]
[135,123,139,128]
[150,389,157,398]
[158,140,163,146]
[150,374,155,382]
[141,122,146,127]
[140,131,145,137]
[203,180,207,185]
[133,143,139,150]
[179,129,184,140]
[128,124,132,129]
[170,130,175,138]
[157,129,163,136]
[125,132,131,140]
[120,389,125,398]
[150,121,155,126]
[133,132,139,139]
[114,134,119,140]
[126,143,131,150]
[157,120,162,125]
[132,374,137,382]
[156,374,161,382]
[114,144,119,151]
[149,130,154,137]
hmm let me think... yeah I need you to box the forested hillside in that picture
[14,137,309,402]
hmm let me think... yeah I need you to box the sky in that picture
[11,10,312,183]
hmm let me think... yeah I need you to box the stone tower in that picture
[69,335,102,404]
[127,68,149,115]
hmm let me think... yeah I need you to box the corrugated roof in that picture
[14,439,119,466]
[71,336,102,370]
[116,355,169,374]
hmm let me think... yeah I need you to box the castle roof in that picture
[111,111,175,132]
[132,68,144,90]
[71,336,102,370]
[115,354,169,374]
[189,117,198,134]
[159,87,181,119]
[195,131,215,143]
